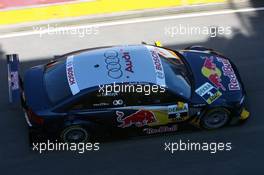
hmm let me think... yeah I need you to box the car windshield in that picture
[44,60,72,104]
[160,54,192,99]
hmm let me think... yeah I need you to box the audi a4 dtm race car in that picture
[7,42,250,143]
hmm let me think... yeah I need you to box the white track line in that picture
[1,6,264,39]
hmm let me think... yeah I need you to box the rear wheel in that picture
[201,108,230,129]
[61,125,90,143]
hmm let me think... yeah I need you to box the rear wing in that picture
[7,54,21,105]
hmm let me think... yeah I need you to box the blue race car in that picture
[7,42,250,143]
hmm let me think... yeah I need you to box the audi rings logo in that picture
[104,50,123,79]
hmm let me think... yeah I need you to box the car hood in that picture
[23,65,51,111]
[181,50,244,105]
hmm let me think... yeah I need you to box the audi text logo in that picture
[104,50,123,79]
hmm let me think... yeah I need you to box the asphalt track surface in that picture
[0,2,264,175]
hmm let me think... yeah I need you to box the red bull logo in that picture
[116,110,156,128]
[201,57,226,91]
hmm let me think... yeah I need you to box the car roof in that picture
[66,45,170,95]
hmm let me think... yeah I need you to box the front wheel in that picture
[60,125,90,143]
[201,108,230,129]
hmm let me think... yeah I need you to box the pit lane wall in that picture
[0,0,226,25]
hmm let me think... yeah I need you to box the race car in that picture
[7,42,250,143]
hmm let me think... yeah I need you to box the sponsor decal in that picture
[122,51,134,73]
[10,71,19,90]
[201,56,226,91]
[195,82,222,104]
[113,99,123,106]
[93,103,109,107]
[216,57,240,90]
[143,125,178,134]
[192,104,206,107]
[66,56,80,95]
[151,50,163,71]
[7,54,20,104]
[146,46,166,87]
[116,110,156,128]
[99,92,118,97]
[168,103,189,121]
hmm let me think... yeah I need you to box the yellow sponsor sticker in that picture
[206,91,222,104]
[240,108,250,120]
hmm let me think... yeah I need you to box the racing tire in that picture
[60,125,90,143]
[201,108,230,130]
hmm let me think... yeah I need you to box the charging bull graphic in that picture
[116,110,157,128]
[201,57,226,91]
